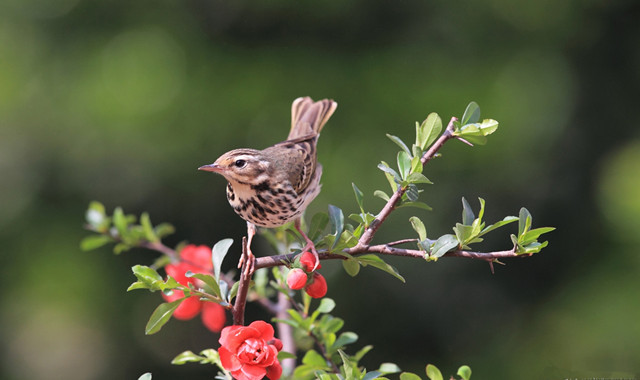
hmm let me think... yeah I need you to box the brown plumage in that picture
[199,97,337,272]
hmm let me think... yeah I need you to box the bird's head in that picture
[198,149,270,185]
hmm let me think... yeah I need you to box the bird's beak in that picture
[198,163,223,173]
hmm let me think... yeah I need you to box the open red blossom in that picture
[219,321,283,380]
[299,251,321,272]
[305,272,328,298]
[162,244,226,332]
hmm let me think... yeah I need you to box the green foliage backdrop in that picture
[1,0,639,379]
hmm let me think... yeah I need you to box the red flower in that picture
[162,244,226,332]
[219,321,283,380]
[286,268,308,290]
[305,272,328,298]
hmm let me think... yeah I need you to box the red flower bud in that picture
[286,268,308,290]
[305,272,328,298]
[299,251,321,272]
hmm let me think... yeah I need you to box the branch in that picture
[232,236,252,325]
[252,244,522,270]
[354,117,457,249]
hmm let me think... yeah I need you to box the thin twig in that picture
[232,236,251,325]
[355,117,458,249]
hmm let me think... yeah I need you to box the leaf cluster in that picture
[81,201,175,254]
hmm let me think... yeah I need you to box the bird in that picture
[198,97,338,275]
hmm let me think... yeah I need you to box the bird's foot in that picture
[295,219,320,271]
[238,222,257,277]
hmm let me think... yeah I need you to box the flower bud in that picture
[286,268,308,290]
[299,251,321,272]
[305,272,328,298]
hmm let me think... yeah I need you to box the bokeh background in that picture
[1,0,639,379]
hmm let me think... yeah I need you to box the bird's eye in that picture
[234,159,247,168]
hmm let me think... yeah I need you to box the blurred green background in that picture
[1,0,639,379]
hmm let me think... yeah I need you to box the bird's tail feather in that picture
[288,97,337,140]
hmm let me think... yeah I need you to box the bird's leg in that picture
[294,218,320,271]
[239,222,257,277]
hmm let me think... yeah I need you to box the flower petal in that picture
[219,346,242,372]
[172,296,202,320]
[248,320,274,341]
[266,361,283,380]
[220,325,261,352]
[180,244,213,271]
[240,363,267,380]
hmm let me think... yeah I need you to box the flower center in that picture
[237,338,268,364]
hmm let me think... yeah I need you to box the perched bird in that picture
[198,97,337,274]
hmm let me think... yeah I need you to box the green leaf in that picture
[186,272,221,298]
[342,259,360,276]
[387,134,412,157]
[80,235,113,251]
[154,223,175,239]
[397,201,432,211]
[461,101,481,125]
[431,234,459,259]
[477,197,486,221]
[397,151,411,180]
[457,365,472,380]
[380,161,399,192]
[417,112,442,149]
[518,207,532,235]
[302,349,328,367]
[400,373,422,380]
[112,207,128,237]
[453,223,476,245]
[171,350,206,365]
[352,183,365,214]
[363,371,383,380]
[461,197,474,225]
[458,133,487,146]
[211,238,233,283]
[130,265,164,288]
[334,331,358,349]
[374,190,390,202]
[478,118,498,135]
[357,254,405,282]
[425,364,443,380]
[378,162,401,183]
[405,184,419,202]
[406,172,433,184]
[354,345,374,361]
[378,363,402,375]
[338,350,354,380]
[308,212,329,241]
[277,351,297,361]
[138,373,152,380]
[140,212,158,243]
[410,154,423,175]
[145,299,183,335]
[316,298,336,314]
[520,227,556,245]
[480,216,518,235]
[409,216,427,241]
[328,205,344,250]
